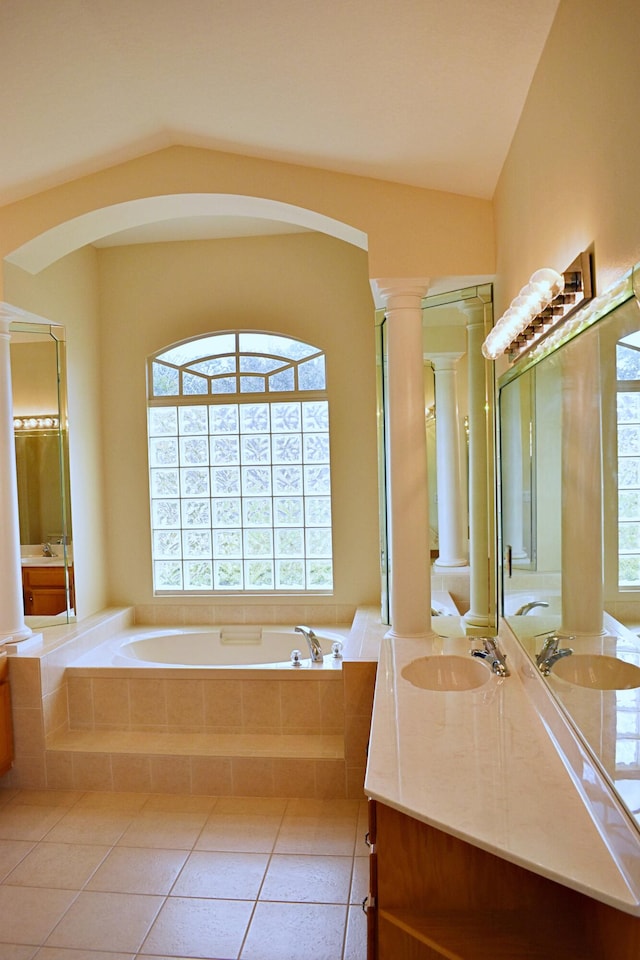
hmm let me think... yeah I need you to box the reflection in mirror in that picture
[499,273,640,830]
[10,322,74,627]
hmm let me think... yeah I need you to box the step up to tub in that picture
[48,729,343,758]
[45,729,349,798]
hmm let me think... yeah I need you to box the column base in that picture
[463,610,493,628]
[434,559,469,569]
[384,626,441,642]
[0,624,33,644]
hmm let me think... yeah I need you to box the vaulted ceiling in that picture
[2,0,559,213]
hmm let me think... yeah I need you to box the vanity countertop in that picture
[364,618,640,917]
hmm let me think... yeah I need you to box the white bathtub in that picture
[71,624,352,669]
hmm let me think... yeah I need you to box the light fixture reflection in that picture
[13,415,60,431]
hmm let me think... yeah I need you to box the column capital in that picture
[459,301,489,333]
[373,278,430,310]
[428,352,464,369]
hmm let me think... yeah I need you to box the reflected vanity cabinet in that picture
[0,654,13,777]
[366,799,640,959]
[22,564,74,616]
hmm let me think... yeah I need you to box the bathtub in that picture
[70,623,352,669]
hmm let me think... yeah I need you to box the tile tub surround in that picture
[1,607,379,798]
[0,789,368,959]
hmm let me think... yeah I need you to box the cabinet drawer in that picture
[22,565,67,587]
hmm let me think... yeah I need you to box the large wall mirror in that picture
[499,267,640,830]
[10,321,74,627]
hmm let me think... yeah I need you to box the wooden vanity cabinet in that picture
[22,564,74,616]
[0,656,13,777]
[368,799,640,960]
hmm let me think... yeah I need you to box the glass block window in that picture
[148,332,333,593]
[617,333,640,587]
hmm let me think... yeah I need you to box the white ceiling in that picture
[2,0,559,244]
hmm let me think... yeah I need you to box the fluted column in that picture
[0,311,31,643]
[375,279,433,639]
[464,309,492,627]
[430,355,467,568]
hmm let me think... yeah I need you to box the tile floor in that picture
[0,788,368,960]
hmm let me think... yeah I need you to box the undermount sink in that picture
[401,655,492,692]
[550,654,640,690]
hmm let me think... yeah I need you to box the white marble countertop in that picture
[364,618,640,916]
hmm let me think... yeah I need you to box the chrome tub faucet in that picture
[470,637,510,677]
[514,600,550,615]
[294,625,323,663]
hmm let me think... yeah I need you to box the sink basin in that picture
[401,655,492,692]
[551,654,640,690]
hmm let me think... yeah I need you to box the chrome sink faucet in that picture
[535,632,574,676]
[470,637,510,677]
[294,625,323,663]
[42,542,55,557]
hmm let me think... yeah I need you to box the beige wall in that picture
[5,249,107,618]
[494,0,640,318]
[0,146,495,296]
[95,230,380,611]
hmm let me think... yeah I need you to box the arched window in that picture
[147,332,333,593]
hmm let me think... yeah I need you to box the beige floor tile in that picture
[0,946,38,959]
[195,812,282,853]
[241,901,347,960]
[142,793,216,814]
[8,790,82,808]
[5,841,110,889]
[34,950,135,959]
[349,856,369,904]
[0,804,68,842]
[73,791,150,812]
[260,853,353,904]
[275,800,359,856]
[44,890,164,953]
[213,796,288,816]
[117,810,208,849]
[344,903,367,960]
[0,885,78,945]
[172,850,269,899]
[0,838,36,880]
[140,896,253,958]
[86,846,189,894]
[43,809,134,845]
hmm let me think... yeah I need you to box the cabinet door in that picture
[22,566,69,616]
[0,659,13,777]
[366,798,377,960]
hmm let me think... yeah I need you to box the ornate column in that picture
[429,354,467,568]
[375,279,433,639]
[464,306,492,627]
[0,309,31,643]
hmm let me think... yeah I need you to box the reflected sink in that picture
[401,655,492,692]
[551,654,640,690]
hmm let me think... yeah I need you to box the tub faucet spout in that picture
[514,600,549,615]
[294,625,323,663]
